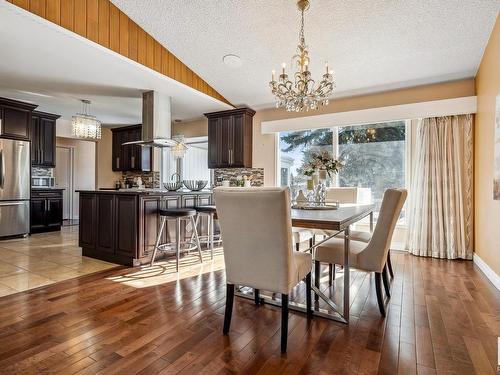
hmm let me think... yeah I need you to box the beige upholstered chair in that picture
[325,187,372,205]
[321,187,373,285]
[214,187,312,353]
[314,189,407,316]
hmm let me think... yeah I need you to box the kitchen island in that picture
[78,189,212,266]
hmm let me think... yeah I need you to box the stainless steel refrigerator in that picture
[0,139,30,237]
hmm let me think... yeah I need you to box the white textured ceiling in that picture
[112,0,499,108]
[0,2,231,126]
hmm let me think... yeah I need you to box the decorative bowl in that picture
[183,180,208,191]
[163,181,183,191]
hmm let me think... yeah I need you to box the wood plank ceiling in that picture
[6,0,232,105]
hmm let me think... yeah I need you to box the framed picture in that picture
[494,94,500,200]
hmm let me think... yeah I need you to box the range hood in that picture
[123,91,176,148]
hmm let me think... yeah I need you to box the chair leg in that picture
[375,272,386,317]
[295,242,300,252]
[314,260,320,301]
[254,288,260,305]
[305,272,312,318]
[387,251,394,279]
[150,216,166,267]
[281,294,289,353]
[328,264,334,286]
[176,218,181,272]
[190,216,203,264]
[223,284,235,334]
[210,213,215,260]
[382,264,391,298]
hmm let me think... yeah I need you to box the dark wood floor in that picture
[0,251,498,374]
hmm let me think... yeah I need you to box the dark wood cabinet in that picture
[0,98,38,141]
[30,189,63,233]
[79,191,212,266]
[79,193,96,248]
[205,108,255,168]
[31,111,60,167]
[111,125,152,172]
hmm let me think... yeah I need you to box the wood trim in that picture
[8,0,231,105]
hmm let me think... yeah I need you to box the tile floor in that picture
[0,226,118,296]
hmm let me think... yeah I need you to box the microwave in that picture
[32,176,55,188]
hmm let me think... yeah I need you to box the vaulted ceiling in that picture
[112,0,499,108]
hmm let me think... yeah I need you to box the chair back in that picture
[358,189,407,272]
[214,187,295,294]
[325,187,372,204]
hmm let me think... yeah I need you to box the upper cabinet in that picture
[205,108,255,169]
[0,98,38,141]
[111,125,152,172]
[31,111,60,168]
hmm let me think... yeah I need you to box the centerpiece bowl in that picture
[163,181,183,191]
[183,180,208,191]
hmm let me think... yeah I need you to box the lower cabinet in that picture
[30,189,63,233]
[79,192,213,266]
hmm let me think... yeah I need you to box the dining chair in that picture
[214,187,312,353]
[314,189,407,316]
[320,187,372,286]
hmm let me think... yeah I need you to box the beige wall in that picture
[474,15,500,275]
[172,118,208,138]
[96,128,122,188]
[255,79,474,186]
[56,137,96,219]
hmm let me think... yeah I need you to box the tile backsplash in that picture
[213,168,264,187]
[122,171,160,189]
[32,166,53,177]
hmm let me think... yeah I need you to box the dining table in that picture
[234,203,374,324]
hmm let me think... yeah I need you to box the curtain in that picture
[406,115,473,259]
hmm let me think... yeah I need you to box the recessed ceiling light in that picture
[223,54,242,68]
[17,90,53,98]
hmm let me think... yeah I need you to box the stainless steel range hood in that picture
[123,91,175,148]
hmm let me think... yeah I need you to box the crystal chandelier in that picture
[170,134,188,158]
[269,0,335,112]
[72,99,102,139]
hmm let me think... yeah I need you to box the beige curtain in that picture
[406,115,473,259]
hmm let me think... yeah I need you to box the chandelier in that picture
[170,134,188,158]
[269,0,335,112]
[72,99,102,140]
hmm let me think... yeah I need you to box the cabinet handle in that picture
[47,200,50,211]
[116,157,120,169]
[131,156,135,169]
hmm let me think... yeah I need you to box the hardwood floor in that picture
[0,251,498,374]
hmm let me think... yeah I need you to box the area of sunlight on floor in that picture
[106,247,226,288]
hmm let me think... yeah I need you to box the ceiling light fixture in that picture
[223,54,243,68]
[269,0,335,112]
[170,134,188,158]
[71,99,102,140]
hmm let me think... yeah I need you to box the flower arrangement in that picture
[300,150,343,178]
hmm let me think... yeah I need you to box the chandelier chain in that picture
[269,0,335,112]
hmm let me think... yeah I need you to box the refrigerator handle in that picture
[0,150,4,190]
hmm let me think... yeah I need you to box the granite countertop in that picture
[77,188,213,195]
[31,187,65,191]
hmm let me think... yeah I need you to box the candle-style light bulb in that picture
[325,61,329,74]
[272,69,275,81]
[281,63,286,74]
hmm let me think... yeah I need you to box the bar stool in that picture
[150,208,203,271]
[193,205,221,260]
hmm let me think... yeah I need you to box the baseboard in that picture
[473,253,500,291]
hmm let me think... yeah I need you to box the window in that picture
[162,139,210,183]
[279,121,407,219]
